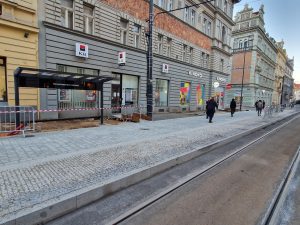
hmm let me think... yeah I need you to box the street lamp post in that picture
[146,0,154,119]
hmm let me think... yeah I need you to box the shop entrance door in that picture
[111,80,121,113]
[0,58,7,102]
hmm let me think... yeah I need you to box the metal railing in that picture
[0,106,35,137]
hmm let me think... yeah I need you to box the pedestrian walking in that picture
[206,97,218,123]
[257,100,263,116]
[255,100,258,112]
[230,98,237,117]
[205,99,209,119]
[262,100,265,109]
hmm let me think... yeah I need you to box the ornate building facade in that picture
[229,4,277,107]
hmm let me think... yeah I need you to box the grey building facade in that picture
[38,0,239,119]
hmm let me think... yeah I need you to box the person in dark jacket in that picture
[206,97,218,123]
[262,100,265,109]
[230,99,237,117]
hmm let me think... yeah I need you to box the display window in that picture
[57,65,99,109]
[122,75,139,106]
[214,86,225,108]
[180,82,191,105]
[196,84,205,106]
[155,79,169,107]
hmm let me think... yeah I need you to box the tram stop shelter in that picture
[14,67,113,125]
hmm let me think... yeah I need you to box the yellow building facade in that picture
[0,0,39,107]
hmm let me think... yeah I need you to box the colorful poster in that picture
[86,90,96,101]
[180,82,190,105]
[196,84,206,106]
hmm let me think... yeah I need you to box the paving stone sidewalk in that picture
[0,109,296,223]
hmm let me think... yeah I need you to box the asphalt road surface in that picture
[120,117,300,225]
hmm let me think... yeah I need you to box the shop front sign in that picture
[216,77,227,83]
[189,71,203,78]
[118,52,126,66]
[75,43,88,58]
[162,64,169,73]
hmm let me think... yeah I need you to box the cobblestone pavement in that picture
[0,109,297,222]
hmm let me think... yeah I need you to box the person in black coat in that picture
[230,98,237,117]
[206,97,218,123]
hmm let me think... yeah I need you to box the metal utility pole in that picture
[146,0,154,119]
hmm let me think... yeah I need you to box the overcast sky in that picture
[233,0,300,83]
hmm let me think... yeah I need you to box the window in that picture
[191,10,195,25]
[0,4,2,16]
[184,5,189,22]
[57,65,99,109]
[220,59,224,72]
[157,34,163,54]
[224,0,227,13]
[166,38,172,57]
[167,0,173,11]
[203,18,207,33]
[189,47,193,64]
[244,39,248,49]
[120,19,128,44]
[222,26,226,43]
[83,4,94,34]
[239,40,245,49]
[183,45,187,62]
[207,21,211,36]
[133,24,140,48]
[158,0,165,8]
[201,52,205,67]
[61,0,73,29]
[0,58,6,102]
[155,79,169,107]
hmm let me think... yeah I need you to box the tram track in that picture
[108,113,300,225]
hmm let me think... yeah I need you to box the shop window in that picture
[0,58,7,102]
[61,0,74,29]
[157,34,163,54]
[133,24,140,48]
[180,82,191,105]
[196,84,205,106]
[155,79,169,107]
[83,3,94,34]
[120,19,128,44]
[57,65,99,109]
[122,75,139,106]
[166,37,172,57]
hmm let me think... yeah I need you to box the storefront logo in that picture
[188,71,203,78]
[162,64,169,73]
[118,52,126,66]
[76,43,88,58]
[213,82,220,88]
[216,77,227,83]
